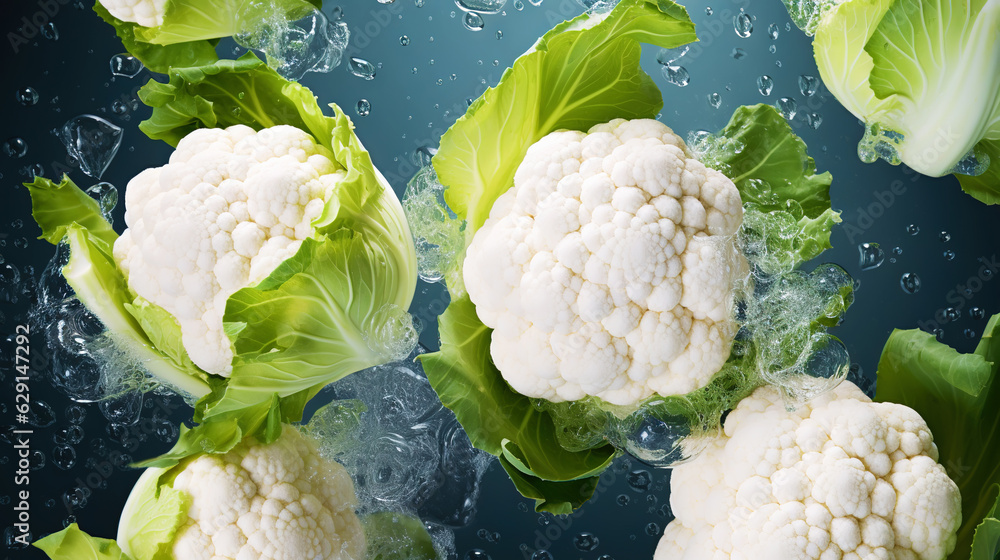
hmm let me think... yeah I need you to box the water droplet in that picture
[85,182,118,218]
[707,92,722,108]
[734,12,753,37]
[65,405,87,424]
[891,246,902,256]
[3,137,28,158]
[530,551,552,560]
[348,57,376,80]
[109,54,143,78]
[706,6,713,14]
[662,65,690,87]
[645,522,661,536]
[514,0,524,9]
[27,401,56,428]
[574,532,600,551]
[456,0,507,13]
[41,22,59,40]
[463,11,485,30]
[776,97,797,119]
[529,0,542,5]
[52,444,76,470]
[627,469,652,491]
[943,249,956,261]
[857,242,884,271]
[465,550,492,560]
[617,494,630,506]
[798,75,818,96]
[768,23,779,39]
[657,45,689,65]
[730,47,746,59]
[944,307,961,322]
[16,87,39,106]
[399,35,410,45]
[900,272,921,294]
[906,224,920,235]
[971,307,986,319]
[807,112,822,129]
[964,328,977,339]
[356,99,371,116]
[496,30,503,39]
[756,75,773,96]
[939,231,951,242]
[768,44,777,54]
[57,115,123,179]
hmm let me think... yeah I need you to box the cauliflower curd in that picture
[125,426,365,560]
[656,381,962,560]
[464,118,748,405]
[113,124,346,376]
[100,0,168,27]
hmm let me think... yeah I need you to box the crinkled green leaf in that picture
[133,0,317,45]
[34,524,131,560]
[25,175,117,248]
[876,314,1000,560]
[116,468,190,560]
[93,1,218,74]
[433,0,697,240]
[971,486,1000,560]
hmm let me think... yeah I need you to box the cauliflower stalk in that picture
[418,0,845,514]
[657,380,962,560]
[26,54,417,449]
[465,119,748,405]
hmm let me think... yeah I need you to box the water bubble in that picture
[514,0,524,9]
[662,65,690,87]
[627,470,652,492]
[707,92,722,109]
[734,12,753,37]
[65,405,87,424]
[939,231,951,242]
[964,328,977,339]
[86,182,118,220]
[617,494,630,506]
[348,57,377,80]
[768,44,777,54]
[574,532,600,551]
[54,425,85,445]
[656,45,689,65]
[109,54,143,78]
[798,75,818,96]
[399,35,410,45]
[41,22,59,40]
[950,143,991,176]
[463,11,485,30]
[706,6,713,14]
[943,249,956,261]
[99,391,143,425]
[3,137,28,158]
[496,30,503,39]
[16,87,39,106]
[52,444,77,470]
[906,224,919,235]
[900,272,921,294]
[356,99,371,116]
[756,75,773,96]
[891,246,902,256]
[806,112,822,129]
[730,47,747,59]
[57,115,123,179]
[456,0,507,13]
[645,522,661,536]
[776,97,797,120]
[944,307,961,322]
[28,401,57,428]
[530,551,552,560]
[768,23,779,39]
[857,242,884,271]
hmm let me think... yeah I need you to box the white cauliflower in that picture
[656,380,962,560]
[113,124,346,375]
[463,118,748,406]
[121,425,365,560]
[99,0,168,27]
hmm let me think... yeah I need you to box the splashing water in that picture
[307,350,493,556]
[363,303,419,362]
[402,165,467,289]
[57,115,123,179]
[235,8,349,81]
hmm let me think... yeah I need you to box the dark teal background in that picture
[1,0,998,558]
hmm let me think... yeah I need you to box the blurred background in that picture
[1,0,998,558]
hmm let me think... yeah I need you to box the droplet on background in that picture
[16,87,39,106]
[900,272,921,294]
[662,65,690,87]
[776,97,797,119]
[3,137,28,159]
[348,57,377,80]
[456,0,507,13]
[798,75,818,96]
[906,224,920,235]
[57,115,123,179]
[757,75,773,96]
[109,54,144,78]
[356,99,371,116]
[707,92,722,108]
[731,47,746,60]
[734,12,753,37]
[857,242,884,271]
[463,11,485,30]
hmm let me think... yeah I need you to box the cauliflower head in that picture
[463,118,748,406]
[656,380,962,560]
[122,425,365,560]
[99,0,168,27]
[113,124,346,376]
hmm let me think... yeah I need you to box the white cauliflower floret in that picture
[99,0,168,27]
[113,124,345,375]
[655,380,962,560]
[169,425,365,560]
[464,118,748,406]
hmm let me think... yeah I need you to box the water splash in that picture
[781,0,843,35]
[235,8,349,81]
[402,165,467,288]
[57,115,122,179]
